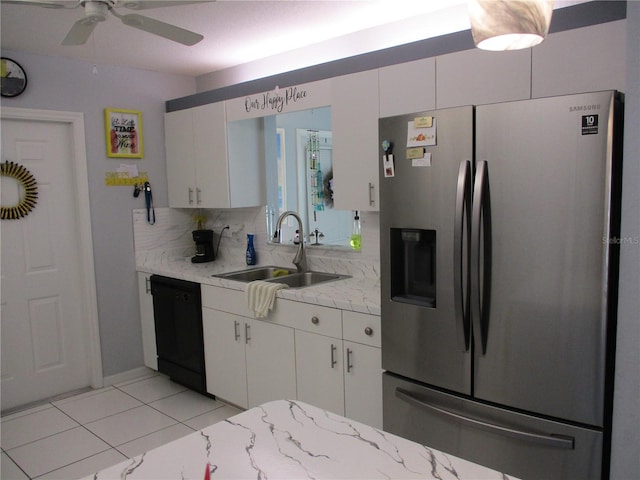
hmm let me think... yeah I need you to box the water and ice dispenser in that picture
[390,228,436,308]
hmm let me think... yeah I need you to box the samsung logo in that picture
[569,104,601,112]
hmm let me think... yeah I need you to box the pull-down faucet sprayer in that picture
[273,210,308,273]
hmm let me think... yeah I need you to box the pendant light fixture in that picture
[469,0,554,51]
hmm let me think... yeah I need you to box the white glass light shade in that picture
[469,0,554,51]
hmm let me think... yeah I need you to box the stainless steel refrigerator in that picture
[379,91,623,480]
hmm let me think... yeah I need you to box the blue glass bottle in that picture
[246,233,257,265]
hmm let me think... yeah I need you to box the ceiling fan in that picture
[1,0,212,46]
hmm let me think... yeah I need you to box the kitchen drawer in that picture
[342,311,381,348]
[202,285,254,317]
[272,299,342,338]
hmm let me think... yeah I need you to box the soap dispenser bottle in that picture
[246,233,257,265]
[350,211,361,251]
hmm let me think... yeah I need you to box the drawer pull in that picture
[364,327,373,336]
[234,321,240,341]
[346,348,353,373]
[245,323,251,344]
[330,344,337,368]
[311,316,319,325]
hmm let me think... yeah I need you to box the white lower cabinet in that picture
[202,309,248,408]
[137,272,157,370]
[201,284,381,427]
[202,297,296,410]
[245,317,296,408]
[342,310,383,429]
[295,330,382,429]
[295,330,345,416]
[343,341,382,429]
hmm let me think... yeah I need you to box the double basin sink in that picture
[213,266,349,289]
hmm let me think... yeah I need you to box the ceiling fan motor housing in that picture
[82,0,110,23]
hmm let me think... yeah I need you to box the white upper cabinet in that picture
[435,48,531,108]
[164,102,263,208]
[165,108,197,208]
[226,117,266,208]
[531,20,626,98]
[191,103,233,207]
[379,58,436,118]
[331,70,380,212]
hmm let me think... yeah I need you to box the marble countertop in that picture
[85,400,518,480]
[137,254,381,316]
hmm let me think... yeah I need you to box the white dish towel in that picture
[246,280,288,318]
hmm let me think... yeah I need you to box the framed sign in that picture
[105,108,143,158]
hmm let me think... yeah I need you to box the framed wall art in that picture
[105,108,144,158]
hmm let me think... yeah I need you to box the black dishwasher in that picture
[150,275,206,393]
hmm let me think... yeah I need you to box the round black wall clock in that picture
[1,58,28,97]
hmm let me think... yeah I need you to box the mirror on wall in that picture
[229,107,352,247]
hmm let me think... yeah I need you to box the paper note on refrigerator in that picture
[412,152,432,167]
[407,119,436,147]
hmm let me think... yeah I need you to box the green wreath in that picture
[1,161,38,219]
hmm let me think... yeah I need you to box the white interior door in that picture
[1,112,100,411]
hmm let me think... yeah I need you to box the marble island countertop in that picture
[85,400,518,480]
[137,254,381,316]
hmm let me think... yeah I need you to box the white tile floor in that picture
[0,373,242,479]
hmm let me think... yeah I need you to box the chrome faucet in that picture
[273,210,308,273]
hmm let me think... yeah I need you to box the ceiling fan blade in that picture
[0,0,80,8]
[118,13,203,46]
[61,18,99,45]
[117,1,214,10]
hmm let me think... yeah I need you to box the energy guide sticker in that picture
[582,115,598,135]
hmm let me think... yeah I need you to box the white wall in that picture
[0,50,196,376]
[611,2,640,478]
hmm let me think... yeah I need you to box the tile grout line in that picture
[2,402,81,452]
[2,376,234,480]
[2,448,33,480]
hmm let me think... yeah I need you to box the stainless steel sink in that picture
[266,271,350,288]
[213,267,349,288]
[213,266,295,282]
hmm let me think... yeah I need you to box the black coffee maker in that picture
[192,229,215,263]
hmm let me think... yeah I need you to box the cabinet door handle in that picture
[188,187,194,205]
[145,277,151,294]
[311,316,319,325]
[364,327,373,336]
[245,323,251,344]
[234,321,240,341]
[330,344,337,368]
[196,187,202,205]
[368,182,375,206]
[346,348,353,373]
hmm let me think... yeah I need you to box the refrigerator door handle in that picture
[471,160,492,355]
[454,160,472,351]
[395,388,575,450]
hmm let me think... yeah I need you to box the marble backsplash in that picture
[133,207,380,279]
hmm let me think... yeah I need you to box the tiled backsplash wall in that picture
[133,207,380,279]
